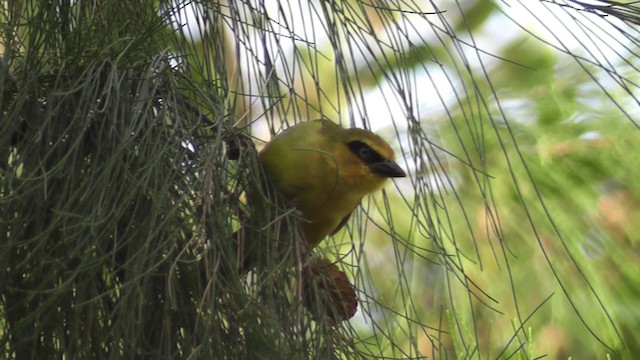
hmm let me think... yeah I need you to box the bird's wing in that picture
[329,210,353,236]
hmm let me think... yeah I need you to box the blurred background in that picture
[1,0,639,358]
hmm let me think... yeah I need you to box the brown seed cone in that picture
[302,258,358,324]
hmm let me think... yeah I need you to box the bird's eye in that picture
[347,141,383,164]
[358,147,372,160]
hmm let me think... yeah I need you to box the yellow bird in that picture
[257,119,406,249]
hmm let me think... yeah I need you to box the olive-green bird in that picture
[257,119,406,249]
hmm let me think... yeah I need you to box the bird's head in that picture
[330,125,406,192]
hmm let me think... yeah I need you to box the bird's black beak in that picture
[370,159,406,178]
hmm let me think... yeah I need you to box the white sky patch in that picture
[500,98,538,125]
[351,58,460,134]
[579,130,602,140]
[180,140,195,152]
[165,1,204,42]
[498,0,632,64]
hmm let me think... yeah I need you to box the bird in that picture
[256,119,406,249]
